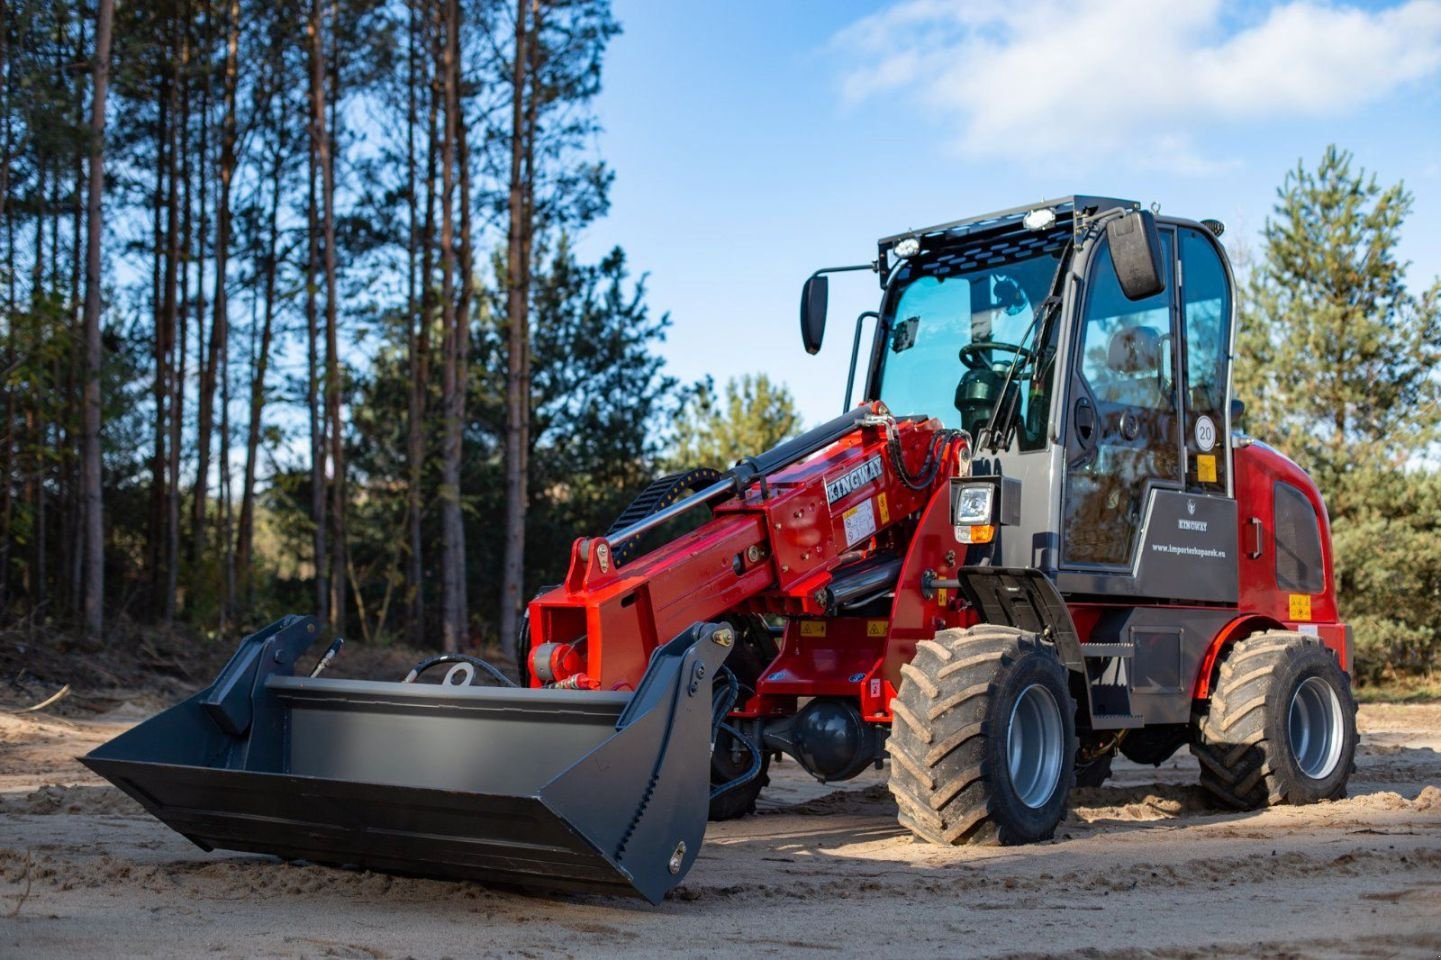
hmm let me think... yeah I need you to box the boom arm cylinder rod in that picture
[608,406,875,550]
[605,477,734,549]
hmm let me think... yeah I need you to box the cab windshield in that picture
[875,235,1066,451]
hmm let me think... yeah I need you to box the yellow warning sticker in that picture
[1197,453,1217,484]
[800,620,827,637]
[877,492,890,525]
[867,620,888,637]
[1289,594,1312,621]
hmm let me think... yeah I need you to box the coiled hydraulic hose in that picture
[402,654,518,687]
[709,664,764,801]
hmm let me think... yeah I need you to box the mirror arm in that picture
[809,262,878,280]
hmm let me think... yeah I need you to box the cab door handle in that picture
[1247,517,1264,559]
[1074,398,1096,443]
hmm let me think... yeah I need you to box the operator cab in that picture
[800,196,1239,606]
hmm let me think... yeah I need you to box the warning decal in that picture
[843,499,878,547]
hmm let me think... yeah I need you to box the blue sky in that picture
[576,0,1441,427]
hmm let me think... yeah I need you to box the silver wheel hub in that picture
[1288,675,1344,780]
[1007,683,1064,809]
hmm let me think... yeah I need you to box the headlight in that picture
[952,482,997,545]
[953,484,994,525]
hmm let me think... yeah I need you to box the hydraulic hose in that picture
[709,665,764,800]
[402,654,518,687]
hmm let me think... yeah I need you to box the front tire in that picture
[708,615,778,821]
[1074,746,1114,789]
[1191,631,1357,809]
[887,626,1077,845]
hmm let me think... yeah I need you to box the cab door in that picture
[1059,228,1183,572]
[1056,223,1239,604]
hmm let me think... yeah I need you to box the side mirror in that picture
[800,275,828,355]
[1106,210,1165,301]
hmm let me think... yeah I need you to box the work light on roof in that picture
[1022,207,1057,231]
[893,237,920,259]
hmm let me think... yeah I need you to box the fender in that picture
[1191,613,1285,700]
[947,566,1088,676]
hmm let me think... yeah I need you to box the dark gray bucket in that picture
[82,616,733,903]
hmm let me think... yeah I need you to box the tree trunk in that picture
[319,0,346,635]
[403,0,434,647]
[219,301,233,629]
[147,71,169,619]
[67,15,88,617]
[499,0,533,659]
[158,19,182,625]
[195,0,239,616]
[190,2,212,571]
[81,0,114,645]
[167,7,191,623]
[32,134,47,613]
[237,121,283,606]
[437,0,466,652]
[306,0,329,626]
[0,2,10,613]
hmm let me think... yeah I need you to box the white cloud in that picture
[833,0,1441,174]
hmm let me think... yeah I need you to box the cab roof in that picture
[877,195,1139,250]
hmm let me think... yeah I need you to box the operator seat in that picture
[1098,325,1167,410]
[955,365,1015,437]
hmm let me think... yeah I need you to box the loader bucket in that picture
[82,615,733,903]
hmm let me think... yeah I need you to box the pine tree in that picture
[1236,146,1441,482]
[1236,145,1441,681]
[668,373,802,470]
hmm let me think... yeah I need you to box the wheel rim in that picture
[1007,683,1064,808]
[1288,675,1344,780]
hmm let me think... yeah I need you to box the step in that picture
[1080,643,1134,659]
[1089,712,1145,730]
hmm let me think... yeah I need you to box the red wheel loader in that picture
[85,196,1358,902]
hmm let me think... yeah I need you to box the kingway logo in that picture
[1179,499,1207,532]
[826,455,884,505]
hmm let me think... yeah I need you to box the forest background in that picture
[1,0,1436,687]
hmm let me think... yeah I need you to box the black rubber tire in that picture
[1190,631,1357,810]
[707,615,778,821]
[709,725,770,821]
[1118,724,1189,767]
[887,625,1077,845]
[1074,748,1114,788]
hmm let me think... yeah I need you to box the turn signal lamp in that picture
[954,523,995,545]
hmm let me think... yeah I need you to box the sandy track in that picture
[2,704,1439,959]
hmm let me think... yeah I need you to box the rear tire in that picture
[887,625,1077,845]
[1190,631,1357,810]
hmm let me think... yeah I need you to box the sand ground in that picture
[2,701,1439,959]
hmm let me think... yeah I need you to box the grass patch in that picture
[1355,679,1441,704]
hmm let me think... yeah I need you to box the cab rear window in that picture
[1274,482,1324,594]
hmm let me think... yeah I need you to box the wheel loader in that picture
[85,195,1358,903]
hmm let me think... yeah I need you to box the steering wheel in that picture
[959,341,1034,370]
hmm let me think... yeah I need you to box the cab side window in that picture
[1274,482,1324,594]
[1180,228,1230,492]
